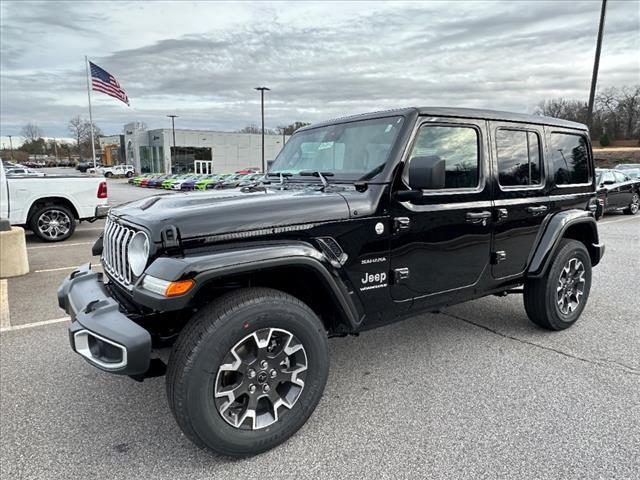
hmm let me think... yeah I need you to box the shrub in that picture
[599,133,611,147]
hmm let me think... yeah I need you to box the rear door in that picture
[389,117,492,301]
[613,171,633,207]
[490,122,549,279]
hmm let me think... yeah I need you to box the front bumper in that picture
[57,263,151,375]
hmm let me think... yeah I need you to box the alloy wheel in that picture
[37,209,71,240]
[556,257,586,315]
[631,194,639,214]
[214,328,308,430]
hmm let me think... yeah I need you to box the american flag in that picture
[90,61,129,106]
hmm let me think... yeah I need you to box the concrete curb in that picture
[0,226,30,278]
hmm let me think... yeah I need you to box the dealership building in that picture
[123,122,288,174]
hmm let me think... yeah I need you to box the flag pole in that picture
[85,55,97,168]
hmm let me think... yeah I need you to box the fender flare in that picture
[527,210,603,278]
[133,241,362,329]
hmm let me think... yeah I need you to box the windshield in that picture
[269,116,405,181]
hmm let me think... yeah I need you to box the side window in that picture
[602,171,615,184]
[613,172,627,183]
[496,129,542,186]
[550,133,590,185]
[410,125,479,189]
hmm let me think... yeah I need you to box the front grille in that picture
[102,216,136,287]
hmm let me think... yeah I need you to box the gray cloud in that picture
[1,0,638,138]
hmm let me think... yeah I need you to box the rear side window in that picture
[550,133,590,185]
[410,125,479,189]
[496,129,542,186]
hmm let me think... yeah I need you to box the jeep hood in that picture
[109,187,351,241]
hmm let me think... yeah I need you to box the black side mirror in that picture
[602,180,615,185]
[408,155,446,190]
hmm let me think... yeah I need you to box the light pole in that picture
[167,114,178,173]
[587,0,607,129]
[8,135,14,161]
[254,87,270,172]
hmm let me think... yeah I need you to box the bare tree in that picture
[68,116,85,158]
[537,85,640,142]
[21,123,43,142]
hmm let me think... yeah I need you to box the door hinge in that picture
[491,251,507,264]
[393,267,410,284]
[394,217,410,233]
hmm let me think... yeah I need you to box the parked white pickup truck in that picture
[0,162,109,242]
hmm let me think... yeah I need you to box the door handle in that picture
[465,211,492,224]
[526,205,548,215]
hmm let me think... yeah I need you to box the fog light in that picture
[142,275,195,297]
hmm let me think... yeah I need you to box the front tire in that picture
[29,204,76,242]
[166,288,329,457]
[523,239,592,330]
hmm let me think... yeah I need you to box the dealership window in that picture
[409,125,479,189]
[171,146,212,174]
[496,129,542,186]
[550,133,590,185]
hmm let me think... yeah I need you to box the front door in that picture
[389,117,492,301]
[490,122,550,279]
[195,160,213,174]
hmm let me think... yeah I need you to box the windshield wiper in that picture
[299,171,334,189]
[266,171,293,187]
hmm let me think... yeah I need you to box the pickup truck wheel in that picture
[166,287,329,457]
[29,205,76,242]
[523,239,592,330]
[104,172,113,178]
[624,193,639,215]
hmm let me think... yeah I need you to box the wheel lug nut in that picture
[260,360,268,370]
[269,369,277,378]
[263,384,270,393]
[248,384,256,394]
[247,369,256,379]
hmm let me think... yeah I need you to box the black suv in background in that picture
[58,107,604,457]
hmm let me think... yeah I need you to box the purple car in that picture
[147,175,171,188]
[180,178,200,190]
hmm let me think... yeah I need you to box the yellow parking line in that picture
[0,280,10,329]
[0,316,69,333]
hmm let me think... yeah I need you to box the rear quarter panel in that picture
[7,176,107,224]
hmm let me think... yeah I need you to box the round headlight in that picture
[128,231,150,277]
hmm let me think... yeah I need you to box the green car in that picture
[195,174,228,191]
[162,174,187,189]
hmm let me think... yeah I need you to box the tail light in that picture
[97,181,108,199]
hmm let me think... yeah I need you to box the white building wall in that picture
[133,127,288,174]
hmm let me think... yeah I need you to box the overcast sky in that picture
[1,0,638,145]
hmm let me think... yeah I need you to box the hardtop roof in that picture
[300,107,587,131]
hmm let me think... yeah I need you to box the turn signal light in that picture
[165,279,195,297]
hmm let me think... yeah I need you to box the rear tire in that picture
[29,204,76,242]
[624,193,639,215]
[166,287,329,457]
[523,239,592,330]
[104,172,113,178]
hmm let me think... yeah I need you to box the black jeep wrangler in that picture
[58,107,604,457]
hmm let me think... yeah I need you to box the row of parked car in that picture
[128,172,264,191]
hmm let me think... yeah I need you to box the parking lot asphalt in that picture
[1,181,638,479]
